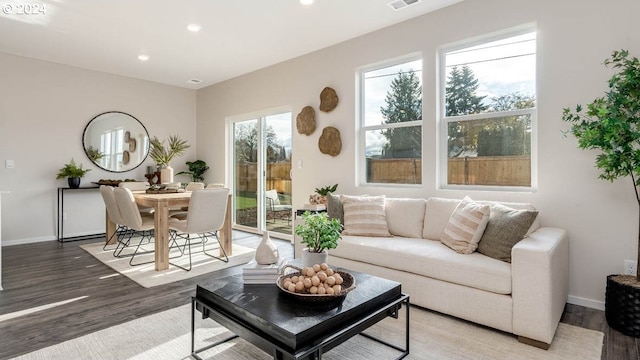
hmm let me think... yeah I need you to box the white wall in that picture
[0,53,197,244]
[196,0,640,309]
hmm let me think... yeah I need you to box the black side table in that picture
[57,186,104,242]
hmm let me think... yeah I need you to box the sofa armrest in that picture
[511,227,569,345]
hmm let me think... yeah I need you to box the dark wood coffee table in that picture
[191,269,410,360]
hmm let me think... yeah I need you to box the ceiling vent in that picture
[387,0,421,11]
[186,79,202,85]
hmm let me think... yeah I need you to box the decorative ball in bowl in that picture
[276,263,355,305]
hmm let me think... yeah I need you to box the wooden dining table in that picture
[105,191,233,271]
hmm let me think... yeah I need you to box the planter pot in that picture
[160,165,174,184]
[301,248,328,267]
[68,177,81,189]
[606,274,640,337]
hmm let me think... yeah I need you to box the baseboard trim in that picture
[568,295,605,311]
[3,236,56,246]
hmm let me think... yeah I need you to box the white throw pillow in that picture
[341,195,392,237]
[440,196,490,254]
[385,198,426,238]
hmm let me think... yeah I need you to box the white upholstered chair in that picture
[118,181,153,214]
[265,189,291,225]
[113,187,157,266]
[168,188,230,271]
[206,183,224,188]
[99,185,127,252]
[186,182,205,191]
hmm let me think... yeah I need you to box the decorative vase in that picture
[301,248,328,267]
[255,230,279,265]
[605,274,640,337]
[68,177,81,189]
[160,165,174,184]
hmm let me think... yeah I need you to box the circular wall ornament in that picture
[319,87,338,112]
[296,106,316,135]
[318,126,342,156]
[129,138,137,152]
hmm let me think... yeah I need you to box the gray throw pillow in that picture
[477,204,539,263]
[326,193,344,225]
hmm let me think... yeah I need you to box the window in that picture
[440,30,536,189]
[359,58,422,185]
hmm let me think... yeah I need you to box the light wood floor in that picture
[0,232,635,360]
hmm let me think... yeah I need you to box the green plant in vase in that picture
[56,158,91,188]
[562,49,640,336]
[149,134,190,183]
[295,211,342,266]
[177,159,209,183]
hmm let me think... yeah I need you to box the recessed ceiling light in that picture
[300,0,314,5]
[187,79,202,84]
[187,24,202,33]
[137,54,149,61]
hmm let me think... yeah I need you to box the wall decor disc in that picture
[319,87,338,112]
[318,126,342,156]
[122,150,130,165]
[129,138,137,152]
[296,105,316,135]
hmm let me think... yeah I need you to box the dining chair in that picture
[118,181,154,214]
[168,188,230,271]
[99,185,128,252]
[206,183,224,188]
[113,187,157,266]
[169,182,205,217]
[265,189,292,225]
[186,182,205,191]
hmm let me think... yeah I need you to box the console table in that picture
[0,191,8,290]
[57,186,104,242]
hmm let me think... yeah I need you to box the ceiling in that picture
[0,0,461,89]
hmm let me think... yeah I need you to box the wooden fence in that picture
[236,155,531,191]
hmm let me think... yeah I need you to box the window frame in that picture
[357,53,424,187]
[437,28,538,192]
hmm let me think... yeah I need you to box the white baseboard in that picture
[3,235,56,246]
[568,295,605,311]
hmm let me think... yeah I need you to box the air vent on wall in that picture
[388,0,421,11]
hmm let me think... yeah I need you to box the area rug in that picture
[79,241,256,288]
[11,303,603,360]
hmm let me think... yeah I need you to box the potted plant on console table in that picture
[562,49,640,336]
[295,211,342,267]
[56,158,91,189]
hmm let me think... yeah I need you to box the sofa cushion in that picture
[477,203,539,263]
[477,200,540,236]
[341,195,391,237]
[440,197,490,254]
[423,197,461,240]
[385,198,426,238]
[326,193,344,225]
[331,235,512,294]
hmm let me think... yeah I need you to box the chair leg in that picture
[129,231,157,266]
[202,231,229,263]
[169,233,192,271]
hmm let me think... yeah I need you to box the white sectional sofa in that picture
[294,196,569,348]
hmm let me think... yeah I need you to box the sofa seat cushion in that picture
[331,235,512,294]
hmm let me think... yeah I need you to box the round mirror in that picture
[82,111,150,173]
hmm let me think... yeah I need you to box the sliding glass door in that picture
[231,110,292,237]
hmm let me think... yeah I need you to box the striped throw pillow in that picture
[341,195,392,237]
[440,196,490,254]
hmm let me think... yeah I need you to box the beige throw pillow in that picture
[477,203,539,263]
[341,195,392,237]
[440,196,490,254]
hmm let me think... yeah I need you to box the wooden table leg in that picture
[106,210,116,245]
[154,200,170,271]
[219,194,233,257]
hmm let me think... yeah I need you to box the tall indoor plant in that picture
[295,211,342,266]
[176,159,209,183]
[562,49,640,336]
[149,134,190,184]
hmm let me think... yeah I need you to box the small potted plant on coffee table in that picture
[56,158,91,189]
[295,211,343,267]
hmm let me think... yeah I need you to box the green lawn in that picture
[235,191,291,210]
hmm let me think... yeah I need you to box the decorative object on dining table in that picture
[318,126,342,156]
[255,230,280,265]
[295,211,342,267]
[149,134,190,184]
[296,105,316,135]
[319,86,339,112]
[56,158,91,189]
[176,159,209,183]
[276,264,355,308]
